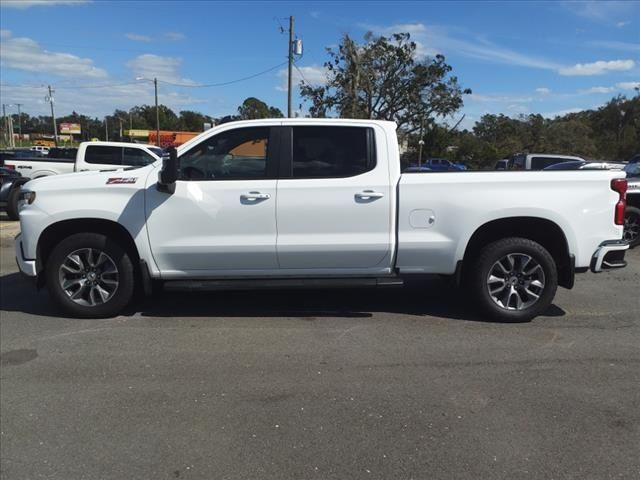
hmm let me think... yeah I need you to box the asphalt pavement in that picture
[1,215,638,480]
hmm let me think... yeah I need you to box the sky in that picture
[0,0,639,130]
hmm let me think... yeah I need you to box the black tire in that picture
[624,206,640,248]
[6,187,21,220]
[468,237,558,322]
[45,233,135,318]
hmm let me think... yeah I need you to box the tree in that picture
[237,97,284,119]
[300,32,471,132]
[179,110,214,131]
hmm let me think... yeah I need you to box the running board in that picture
[163,277,404,292]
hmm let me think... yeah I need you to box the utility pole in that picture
[15,103,23,146]
[104,117,109,141]
[287,15,294,118]
[1,104,7,147]
[154,77,160,147]
[417,117,425,167]
[48,85,58,146]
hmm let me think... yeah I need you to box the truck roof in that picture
[79,141,159,149]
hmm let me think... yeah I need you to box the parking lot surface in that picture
[1,216,639,480]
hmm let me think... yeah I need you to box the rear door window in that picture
[289,126,375,178]
[85,146,123,165]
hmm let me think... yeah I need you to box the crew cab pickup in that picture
[15,119,629,321]
[5,141,162,179]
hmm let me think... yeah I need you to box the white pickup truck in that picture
[15,119,629,321]
[5,141,162,179]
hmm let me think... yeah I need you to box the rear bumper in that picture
[15,233,37,277]
[590,239,629,273]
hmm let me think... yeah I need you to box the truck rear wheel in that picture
[469,237,558,322]
[45,233,135,318]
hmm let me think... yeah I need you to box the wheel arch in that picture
[461,216,574,289]
[37,218,141,285]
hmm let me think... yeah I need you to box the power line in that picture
[55,81,140,90]
[157,61,288,88]
[293,61,319,88]
[0,61,288,91]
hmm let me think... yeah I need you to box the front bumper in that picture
[590,239,629,273]
[15,233,37,277]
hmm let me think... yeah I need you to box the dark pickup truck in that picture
[0,166,28,220]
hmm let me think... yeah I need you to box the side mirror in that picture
[158,147,179,194]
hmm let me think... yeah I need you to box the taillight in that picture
[4,164,15,170]
[611,178,627,226]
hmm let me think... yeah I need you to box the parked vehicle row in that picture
[3,142,162,179]
[16,119,628,321]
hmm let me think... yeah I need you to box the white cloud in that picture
[277,64,328,91]
[559,59,635,76]
[0,30,107,78]
[366,23,561,71]
[0,0,90,7]
[124,33,152,42]
[563,0,639,25]
[579,86,615,94]
[467,93,533,104]
[164,32,186,41]
[536,87,551,95]
[589,40,640,53]
[124,32,185,42]
[0,81,200,118]
[541,107,585,118]
[126,54,196,85]
[616,21,630,28]
[366,23,638,78]
[617,81,640,90]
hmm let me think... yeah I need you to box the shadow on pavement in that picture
[0,271,566,323]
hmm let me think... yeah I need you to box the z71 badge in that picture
[106,177,137,185]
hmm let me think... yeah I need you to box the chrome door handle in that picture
[355,190,384,200]
[241,191,271,200]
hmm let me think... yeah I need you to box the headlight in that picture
[19,190,36,205]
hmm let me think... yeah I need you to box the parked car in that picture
[422,157,467,171]
[624,162,640,178]
[16,119,628,321]
[403,166,433,172]
[494,159,509,170]
[0,167,29,220]
[543,160,625,171]
[30,146,50,155]
[4,141,163,179]
[510,153,584,170]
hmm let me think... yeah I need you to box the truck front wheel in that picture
[6,188,21,220]
[45,233,135,318]
[469,237,558,322]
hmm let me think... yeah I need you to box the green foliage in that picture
[300,32,471,132]
[238,97,284,119]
